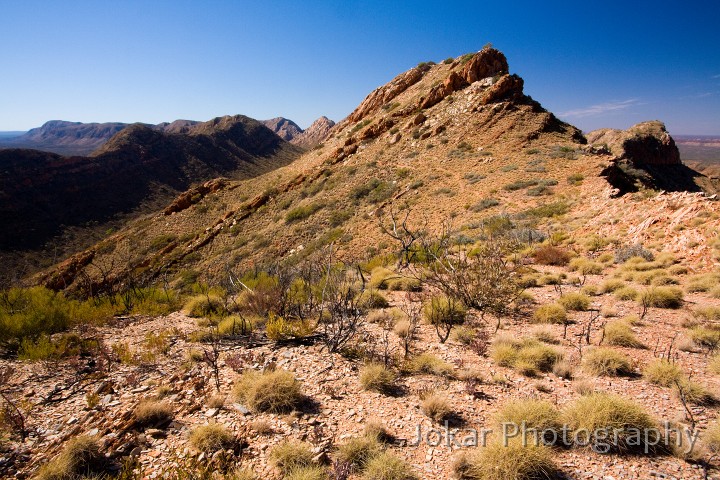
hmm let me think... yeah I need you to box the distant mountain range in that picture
[0,116,335,156]
[0,115,305,257]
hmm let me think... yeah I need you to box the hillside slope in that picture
[39,47,718,293]
[0,115,303,283]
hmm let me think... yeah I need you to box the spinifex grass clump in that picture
[233,369,304,413]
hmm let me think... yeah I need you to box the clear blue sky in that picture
[1,0,718,134]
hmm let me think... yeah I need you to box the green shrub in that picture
[407,353,454,377]
[455,439,558,480]
[567,173,584,185]
[269,441,315,475]
[369,267,420,291]
[604,321,644,348]
[130,287,182,316]
[0,287,114,350]
[184,294,224,318]
[217,315,253,336]
[423,295,466,326]
[18,333,99,361]
[189,423,235,451]
[558,292,590,311]
[693,307,720,322]
[469,198,500,212]
[531,325,559,344]
[686,273,720,293]
[362,451,418,480]
[285,203,323,223]
[643,359,684,386]
[284,466,328,480]
[640,287,683,309]
[614,286,639,301]
[452,326,476,345]
[490,336,562,376]
[709,355,720,374]
[360,363,397,394]
[532,303,568,324]
[524,201,569,218]
[357,290,390,309]
[615,244,654,263]
[233,369,303,413]
[423,295,466,342]
[562,393,658,453]
[583,348,633,376]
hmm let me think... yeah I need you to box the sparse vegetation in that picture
[360,363,396,394]
[583,348,633,376]
[269,441,316,475]
[408,353,454,376]
[232,369,304,413]
[420,392,452,422]
[604,321,644,348]
[491,336,562,376]
[643,359,684,386]
[532,303,567,324]
[562,393,658,453]
[456,440,558,480]
[362,451,418,480]
[558,292,591,311]
[34,436,107,480]
[133,400,173,428]
[335,434,383,473]
[189,423,235,451]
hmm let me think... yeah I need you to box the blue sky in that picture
[1,1,718,134]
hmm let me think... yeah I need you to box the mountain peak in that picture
[261,117,303,142]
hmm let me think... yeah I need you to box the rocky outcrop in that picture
[587,121,681,166]
[418,48,514,110]
[291,116,336,148]
[593,122,703,196]
[163,178,228,215]
[342,65,429,126]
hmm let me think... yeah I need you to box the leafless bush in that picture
[317,253,366,353]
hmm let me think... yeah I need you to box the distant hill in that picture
[0,116,334,156]
[261,117,304,142]
[261,116,335,148]
[0,120,129,156]
[0,115,303,280]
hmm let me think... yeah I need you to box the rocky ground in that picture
[4,248,720,480]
